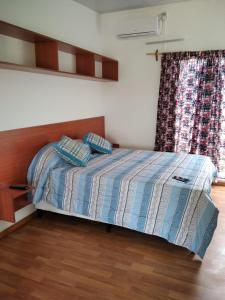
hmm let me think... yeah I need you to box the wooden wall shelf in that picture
[0,20,118,82]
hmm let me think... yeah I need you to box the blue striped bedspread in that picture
[28,143,219,258]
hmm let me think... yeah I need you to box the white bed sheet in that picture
[35,202,94,221]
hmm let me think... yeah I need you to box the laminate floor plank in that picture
[0,186,224,299]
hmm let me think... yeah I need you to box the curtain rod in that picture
[146,49,224,61]
[145,38,184,61]
[146,50,205,56]
[146,49,165,61]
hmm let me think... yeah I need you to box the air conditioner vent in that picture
[117,16,160,39]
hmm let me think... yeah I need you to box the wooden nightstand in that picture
[0,184,33,223]
[112,143,120,148]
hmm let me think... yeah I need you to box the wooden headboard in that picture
[0,116,105,184]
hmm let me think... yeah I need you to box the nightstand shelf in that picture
[0,184,33,222]
[112,143,120,148]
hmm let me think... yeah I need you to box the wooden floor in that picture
[0,186,225,300]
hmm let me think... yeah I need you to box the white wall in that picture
[0,0,107,230]
[101,0,225,149]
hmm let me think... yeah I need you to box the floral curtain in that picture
[154,51,225,176]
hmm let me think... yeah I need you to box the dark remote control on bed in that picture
[9,184,30,190]
[173,176,190,183]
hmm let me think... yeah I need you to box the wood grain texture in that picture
[0,212,35,239]
[0,117,105,184]
[102,60,118,81]
[35,41,59,70]
[0,20,118,82]
[0,20,51,43]
[0,186,224,300]
[76,53,95,76]
[0,61,115,82]
[0,184,33,222]
[0,189,15,222]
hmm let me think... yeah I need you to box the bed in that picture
[28,142,219,258]
[0,117,218,258]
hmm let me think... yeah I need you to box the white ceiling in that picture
[73,0,190,13]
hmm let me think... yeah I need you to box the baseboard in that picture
[0,212,35,239]
[213,181,225,187]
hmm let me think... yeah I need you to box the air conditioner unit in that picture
[117,16,160,39]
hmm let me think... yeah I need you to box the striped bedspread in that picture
[28,144,219,258]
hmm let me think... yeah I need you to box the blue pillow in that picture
[83,132,112,154]
[53,136,91,167]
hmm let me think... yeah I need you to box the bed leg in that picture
[106,224,112,233]
[36,209,44,218]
